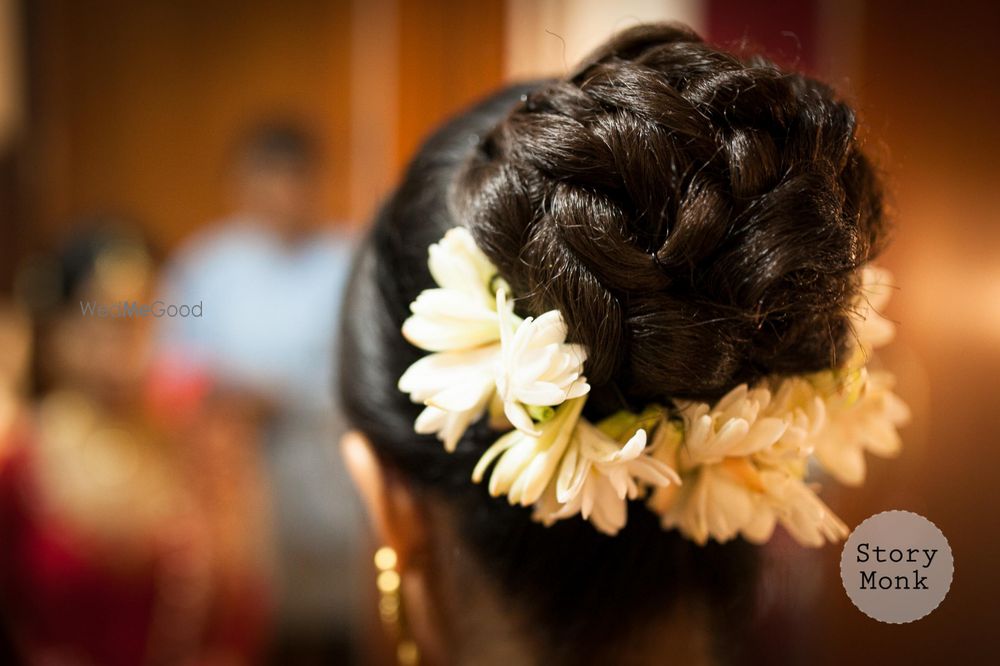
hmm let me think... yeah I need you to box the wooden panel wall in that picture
[702,3,1000,661]
[19,0,506,252]
[395,0,505,169]
[24,0,352,251]
[815,2,1000,661]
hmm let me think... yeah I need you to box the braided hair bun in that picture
[455,24,885,406]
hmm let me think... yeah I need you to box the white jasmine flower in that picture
[534,415,680,536]
[647,419,772,546]
[755,470,849,547]
[648,383,846,547]
[653,460,762,545]
[661,459,845,547]
[646,387,780,545]
[811,369,910,486]
[851,265,896,354]
[757,376,827,464]
[399,227,515,449]
[797,264,909,486]
[652,456,846,547]
[675,384,789,465]
[494,288,589,436]
[427,227,497,296]
[533,472,626,536]
[400,228,591,451]
[472,397,587,506]
[401,227,513,351]
[402,289,502,351]
[399,345,499,452]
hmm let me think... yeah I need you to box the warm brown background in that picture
[3,0,998,662]
[21,0,350,250]
[816,1,1000,662]
[10,0,505,258]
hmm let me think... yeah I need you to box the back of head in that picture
[232,120,321,232]
[458,23,884,407]
[341,23,886,665]
[236,120,319,174]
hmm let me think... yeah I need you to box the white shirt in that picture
[157,217,353,410]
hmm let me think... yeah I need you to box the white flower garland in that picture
[398,228,909,545]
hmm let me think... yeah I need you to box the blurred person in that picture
[155,121,360,656]
[0,225,272,665]
[338,24,904,665]
[0,301,30,461]
[0,299,30,666]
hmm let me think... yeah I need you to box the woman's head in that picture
[20,222,155,410]
[341,23,885,665]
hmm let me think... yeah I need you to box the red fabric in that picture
[143,354,216,431]
[0,425,272,665]
[0,442,156,666]
[706,0,820,73]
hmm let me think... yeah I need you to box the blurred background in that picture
[0,0,997,664]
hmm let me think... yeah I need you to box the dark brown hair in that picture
[341,23,886,664]
[457,23,884,411]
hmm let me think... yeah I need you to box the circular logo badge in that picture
[840,510,953,623]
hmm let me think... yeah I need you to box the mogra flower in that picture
[400,227,591,451]
[801,265,909,485]
[652,455,847,547]
[652,460,763,545]
[398,227,513,450]
[675,384,788,466]
[399,345,499,452]
[494,287,589,436]
[754,469,849,546]
[648,383,846,547]
[757,376,827,464]
[472,396,586,506]
[850,265,896,354]
[401,228,512,352]
[810,369,910,485]
[534,413,679,536]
